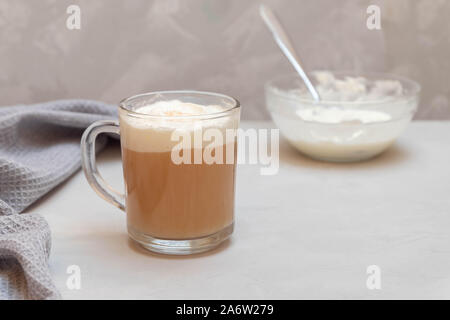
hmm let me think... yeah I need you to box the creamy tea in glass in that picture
[81,91,240,255]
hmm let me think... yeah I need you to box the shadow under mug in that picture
[81,91,241,255]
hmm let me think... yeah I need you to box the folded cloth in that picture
[0,100,117,299]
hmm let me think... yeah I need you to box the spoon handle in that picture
[260,4,320,101]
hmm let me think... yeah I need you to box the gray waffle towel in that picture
[0,100,117,299]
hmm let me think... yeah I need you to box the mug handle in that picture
[80,120,125,211]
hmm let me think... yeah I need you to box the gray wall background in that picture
[0,0,449,120]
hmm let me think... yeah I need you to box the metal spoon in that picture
[259,4,320,101]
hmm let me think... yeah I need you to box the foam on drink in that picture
[120,100,234,153]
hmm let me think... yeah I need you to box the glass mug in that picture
[81,91,240,255]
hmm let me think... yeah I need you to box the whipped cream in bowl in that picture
[265,71,420,162]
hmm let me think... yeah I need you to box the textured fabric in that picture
[0,100,117,299]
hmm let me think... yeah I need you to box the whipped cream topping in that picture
[123,100,230,131]
[134,100,225,117]
[120,100,237,153]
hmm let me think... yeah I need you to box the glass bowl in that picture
[265,71,420,162]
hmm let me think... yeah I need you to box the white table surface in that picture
[27,121,450,299]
